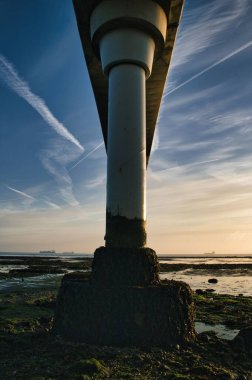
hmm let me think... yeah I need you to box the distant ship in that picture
[203,251,215,256]
[39,250,56,253]
[62,251,75,254]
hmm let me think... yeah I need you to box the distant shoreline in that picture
[1,254,251,296]
[0,252,251,259]
[1,255,251,272]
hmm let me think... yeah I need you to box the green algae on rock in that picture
[195,293,252,329]
[53,273,195,347]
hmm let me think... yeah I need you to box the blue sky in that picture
[0,0,252,254]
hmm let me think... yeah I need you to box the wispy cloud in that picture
[84,173,106,189]
[7,186,34,200]
[0,54,84,151]
[166,40,252,97]
[159,139,217,152]
[152,132,159,154]
[0,54,86,208]
[207,111,252,135]
[163,85,222,110]
[171,0,249,69]
[40,139,80,207]
[157,158,222,177]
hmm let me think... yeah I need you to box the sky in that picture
[0,0,252,254]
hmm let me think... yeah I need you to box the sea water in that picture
[0,253,251,296]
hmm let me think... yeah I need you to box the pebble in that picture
[195,289,205,295]
[205,288,216,293]
[208,278,218,284]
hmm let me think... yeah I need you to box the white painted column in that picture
[107,63,146,221]
[100,27,155,248]
[105,63,146,247]
[90,0,167,247]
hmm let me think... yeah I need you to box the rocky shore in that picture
[1,256,251,279]
[0,256,91,279]
[0,281,251,379]
[0,256,251,379]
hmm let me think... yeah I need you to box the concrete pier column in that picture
[106,63,146,247]
[53,0,196,348]
[90,0,167,248]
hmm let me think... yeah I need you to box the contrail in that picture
[160,158,221,173]
[70,141,104,170]
[7,186,35,199]
[0,54,84,151]
[7,186,62,210]
[165,40,252,96]
[44,200,61,210]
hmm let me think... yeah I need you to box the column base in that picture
[91,246,159,286]
[53,273,196,348]
[105,213,147,248]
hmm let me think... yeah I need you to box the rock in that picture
[205,288,216,293]
[231,326,252,355]
[53,273,196,348]
[195,289,205,295]
[208,278,218,284]
[70,358,109,376]
[191,365,216,376]
[198,332,211,343]
[191,366,233,379]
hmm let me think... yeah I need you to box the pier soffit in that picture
[73,0,184,164]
